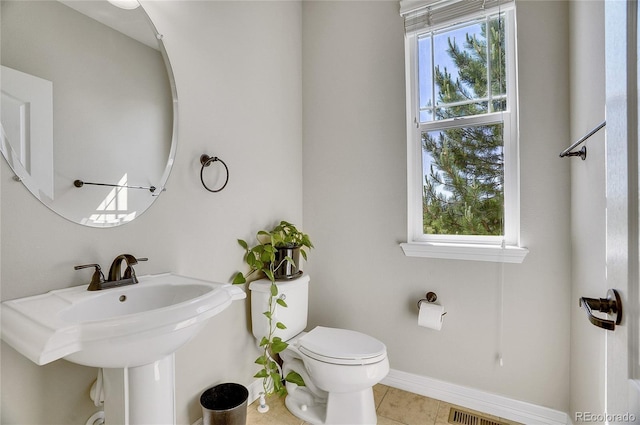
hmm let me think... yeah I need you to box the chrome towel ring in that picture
[200,154,229,193]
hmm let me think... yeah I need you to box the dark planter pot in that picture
[273,245,302,280]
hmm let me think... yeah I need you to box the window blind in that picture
[400,0,513,33]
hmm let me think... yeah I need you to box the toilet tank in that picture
[249,274,309,342]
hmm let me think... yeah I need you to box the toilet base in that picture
[284,385,377,425]
[325,388,377,425]
[285,388,326,425]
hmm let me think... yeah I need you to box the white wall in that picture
[0,1,302,424]
[302,0,572,412]
[568,0,606,418]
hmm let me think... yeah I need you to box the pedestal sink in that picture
[0,273,246,424]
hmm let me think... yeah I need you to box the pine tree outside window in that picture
[400,0,528,263]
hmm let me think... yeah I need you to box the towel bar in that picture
[559,120,606,160]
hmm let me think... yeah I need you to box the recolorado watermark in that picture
[575,412,637,423]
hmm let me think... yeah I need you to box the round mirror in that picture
[1,0,177,227]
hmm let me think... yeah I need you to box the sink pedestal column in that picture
[103,354,176,425]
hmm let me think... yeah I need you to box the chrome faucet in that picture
[75,254,147,291]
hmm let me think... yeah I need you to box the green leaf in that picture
[276,322,287,329]
[259,337,269,347]
[253,369,268,378]
[271,373,283,386]
[255,355,267,365]
[272,373,285,395]
[270,283,278,297]
[264,269,275,282]
[232,272,246,284]
[237,239,248,250]
[263,311,272,320]
[276,386,288,397]
[272,233,284,246]
[285,371,305,387]
[261,250,272,262]
[276,298,288,308]
[271,340,289,354]
[300,249,308,261]
[246,254,258,268]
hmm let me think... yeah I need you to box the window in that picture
[400,0,527,263]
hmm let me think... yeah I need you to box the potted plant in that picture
[232,221,313,397]
[267,220,313,280]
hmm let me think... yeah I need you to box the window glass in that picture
[422,124,504,236]
[418,15,506,123]
[411,11,513,241]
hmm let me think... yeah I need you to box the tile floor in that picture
[246,384,522,425]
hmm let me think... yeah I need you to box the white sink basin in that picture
[0,273,245,368]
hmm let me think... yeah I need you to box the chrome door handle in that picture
[579,289,622,331]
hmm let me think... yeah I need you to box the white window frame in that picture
[400,5,528,263]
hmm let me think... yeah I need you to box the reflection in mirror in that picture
[0,0,177,227]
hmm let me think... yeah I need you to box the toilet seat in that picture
[297,326,387,365]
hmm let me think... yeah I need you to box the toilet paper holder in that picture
[417,292,446,314]
[418,291,447,316]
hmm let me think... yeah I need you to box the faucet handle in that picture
[74,263,103,272]
[74,264,106,291]
[123,257,147,283]
[124,266,137,282]
[122,255,148,265]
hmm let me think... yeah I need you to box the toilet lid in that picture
[297,326,387,365]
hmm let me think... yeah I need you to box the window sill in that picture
[400,242,529,263]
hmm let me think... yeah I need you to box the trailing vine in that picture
[232,221,311,396]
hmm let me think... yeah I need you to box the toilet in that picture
[249,274,389,425]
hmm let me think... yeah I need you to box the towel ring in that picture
[200,154,229,193]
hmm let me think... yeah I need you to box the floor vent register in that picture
[448,407,510,425]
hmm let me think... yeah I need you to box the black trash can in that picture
[200,383,248,425]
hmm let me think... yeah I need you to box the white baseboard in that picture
[246,378,265,405]
[381,369,570,425]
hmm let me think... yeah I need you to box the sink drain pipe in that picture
[90,369,105,406]
[86,369,105,425]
